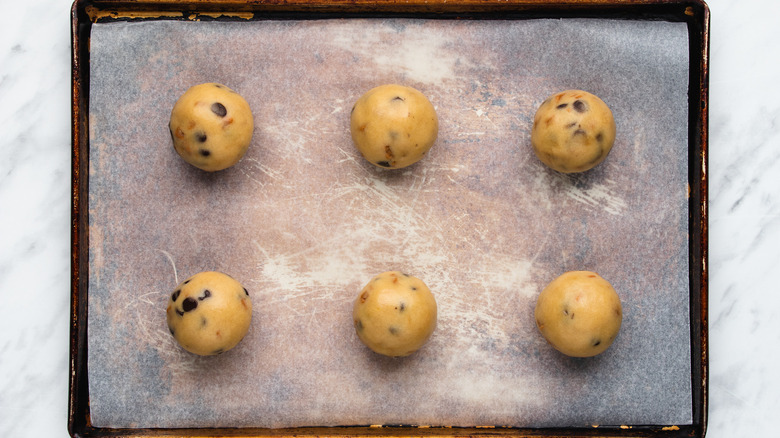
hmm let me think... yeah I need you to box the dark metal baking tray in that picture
[69,0,709,437]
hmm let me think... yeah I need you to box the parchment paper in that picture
[87,17,692,429]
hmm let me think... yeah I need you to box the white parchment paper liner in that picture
[87,17,692,428]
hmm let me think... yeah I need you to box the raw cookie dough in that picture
[169,83,254,172]
[166,271,252,355]
[531,90,616,173]
[534,271,622,357]
[350,84,438,169]
[352,271,437,357]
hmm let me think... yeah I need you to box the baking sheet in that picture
[87,17,692,429]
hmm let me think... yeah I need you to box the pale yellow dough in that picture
[531,90,616,173]
[169,83,254,172]
[352,271,437,357]
[534,271,622,357]
[350,84,438,169]
[166,271,252,355]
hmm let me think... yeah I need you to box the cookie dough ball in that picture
[169,83,254,172]
[350,84,438,169]
[352,271,437,357]
[534,271,622,357]
[166,271,252,355]
[531,90,616,173]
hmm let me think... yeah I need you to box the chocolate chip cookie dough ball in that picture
[531,90,616,173]
[350,84,438,169]
[534,271,622,357]
[166,271,252,355]
[353,271,437,357]
[169,83,254,172]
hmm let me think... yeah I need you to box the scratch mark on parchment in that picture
[240,157,283,187]
[563,177,628,215]
[156,249,179,285]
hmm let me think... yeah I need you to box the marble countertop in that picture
[0,0,776,436]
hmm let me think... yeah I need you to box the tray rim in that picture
[69,1,710,437]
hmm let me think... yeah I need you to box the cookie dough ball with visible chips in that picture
[166,271,252,355]
[350,84,438,169]
[169,83,254,172]
[534,271,622,357]
[531,90,616,173]
[352,271,437,357]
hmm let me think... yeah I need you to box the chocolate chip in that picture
[398,302,406,312]
[573,129,587,136]
[183,279,191,284]
[388,326,399,335]
[376,161,391,167]
[175,309,184,316]
[196,132,207,143]
[198,289,211,300]
[200,317,207,327]
[212,348,225,355]
[171,289,181,302]
[391,96,405,102]
[199,148,211,157]
[211,102,227,117]
[596,132,605,143]
[411,286,417,291]
[573,100,587,113]
[593,339,602,347]
[556,103,568,109]
[169,327,175,336]
[182,297,198,312]
[243,287,249,296]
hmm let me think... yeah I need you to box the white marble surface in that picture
[0,0,776,436]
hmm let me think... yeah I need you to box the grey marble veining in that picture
[707,0,780,435]
[0,0,778,436]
